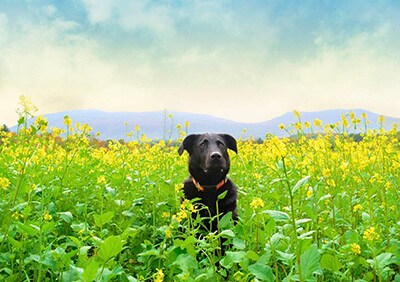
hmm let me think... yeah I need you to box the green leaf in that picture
[218,212,233,229]
[94,211,114,228]
[173,254,198,273]
[221,251,247,268]
[233,238,246,250]
[296,218,312,225]
[58,211,73,223]
[18,116,25,126]
[299,244,321,281]
[276,250,296,265]
[24,254,41,264]
[245,250,259,261]
[265,219,276,237]
[220,253,234,269]
[299,230,316,240]
[262,210,290,221]
[292,175,310,194]
[321,254,342,272]
[362,212,371,222]
[82,259,99,282]
[218,190,228,200]
[218,229,235,238]
[367,253,393,272]
[8,236,22,250]
[16,222,39,236]
[98,235,123,262]
[79,246,92,256]
[248,263,275,281]
[318,194,332,203]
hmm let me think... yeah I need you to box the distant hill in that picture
[10,109,400,140]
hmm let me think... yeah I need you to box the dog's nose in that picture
[210,152,222,160]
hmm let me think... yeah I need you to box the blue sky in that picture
[1,0,399,125]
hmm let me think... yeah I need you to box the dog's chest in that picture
[183,181,230,216]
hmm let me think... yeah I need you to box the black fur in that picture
[179,133,238,231]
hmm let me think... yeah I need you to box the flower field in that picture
[1,105,400,281]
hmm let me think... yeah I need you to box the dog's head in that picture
[178,133,237,185]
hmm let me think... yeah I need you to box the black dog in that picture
[178,133,238,232]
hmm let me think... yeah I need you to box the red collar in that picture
[192,177,227,192]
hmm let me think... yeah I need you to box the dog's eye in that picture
[217,140,225,147]
[199,140,208,148]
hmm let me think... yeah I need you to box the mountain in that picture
[10,109,400,140]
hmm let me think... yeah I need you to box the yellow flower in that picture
[165,228,172,238]
[34,115,48,132]
[43,211,53,221]
[304,121,311,129]
[154,268,164,282]
[378,115,385,123]
[175,184,182,193]
[353,204,363,212]
[0,177,11,189]
[181,199,196,213]
[18,95,38,114]
[97,175,106,184]
[351,243,361,255]
[341,114,349,127]
[279,123,285,130]
[12,211,24,220]
[63,115,72,127]
[30,184,37,191]
[172,210,188,223]
[294,110,301,119]
[250,198,264,210]
[326,179,336,187]
[306,188,313,199]
[135,125,140,132]
[322,168,331,178]
[363,227,379,241]
[313,119,323,127]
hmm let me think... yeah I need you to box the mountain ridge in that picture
[10,109,400,140]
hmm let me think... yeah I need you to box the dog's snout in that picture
[210,152,222,160]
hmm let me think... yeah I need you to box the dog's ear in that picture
[222,134,238,154]
[178,134,199,156]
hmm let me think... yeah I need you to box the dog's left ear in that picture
[178,134,199,156]
[221,134,238,154]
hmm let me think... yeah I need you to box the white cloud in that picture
[80,0,115,23]
[1,1,399,127]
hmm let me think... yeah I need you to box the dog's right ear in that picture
[178,134,199,156]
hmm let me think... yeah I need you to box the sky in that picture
[1,0,400,126]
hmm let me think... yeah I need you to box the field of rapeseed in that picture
[1,99,399,281]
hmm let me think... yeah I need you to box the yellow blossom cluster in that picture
[363,227,380,241]
[351,243,361,255]
[250,197,264,210]
[0,177,11,189]
[43,211,53,221]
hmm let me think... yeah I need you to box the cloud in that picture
[1,1,399,126]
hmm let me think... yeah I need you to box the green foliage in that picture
[0,108,400,281]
